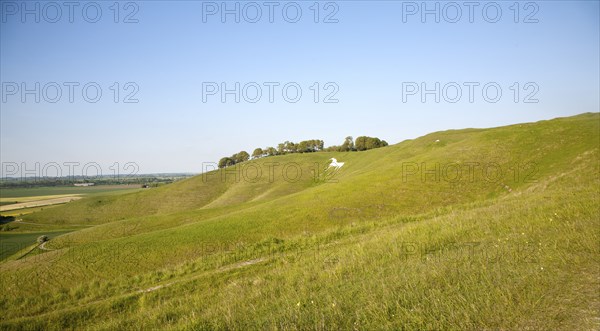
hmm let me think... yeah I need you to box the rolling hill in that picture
[1,113,598,330]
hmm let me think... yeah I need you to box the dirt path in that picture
[139,257,266,293]
[38,241,54,251]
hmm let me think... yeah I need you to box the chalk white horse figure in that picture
[328,158,345,170]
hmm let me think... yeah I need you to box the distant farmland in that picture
[0,184,144,199]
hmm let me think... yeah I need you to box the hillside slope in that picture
[1,113,598,329]
[25,113,598,226]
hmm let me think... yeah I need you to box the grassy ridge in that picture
[0,113,598,329]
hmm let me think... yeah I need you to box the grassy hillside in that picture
[1,113,598,330]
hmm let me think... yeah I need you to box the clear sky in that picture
[1,0,599,176]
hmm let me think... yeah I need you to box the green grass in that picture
[0,113,598,330]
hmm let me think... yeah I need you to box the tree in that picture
[277,143,285,155]
[285,141,298,153]
[355,136,388,151]
[355,136,368,151]
[365,137,380,150]
[340,136,354,152]
[218,157,234,168]
[233,151,250,163]
[304,139,323,152]
[317,140,324,151]
[298,141,309,153]
[252,148,264,159]
[324,145,340,152]
[266,147,277,156]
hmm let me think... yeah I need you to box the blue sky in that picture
[1,0,599,175]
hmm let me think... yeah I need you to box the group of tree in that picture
[354,136,389,151]
[218,151,250,168]
[217,136,388,168]
[218,140,326,168]
[324,136,388,152]
[268,139,325,156]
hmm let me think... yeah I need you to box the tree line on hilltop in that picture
[218,136,388,168]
